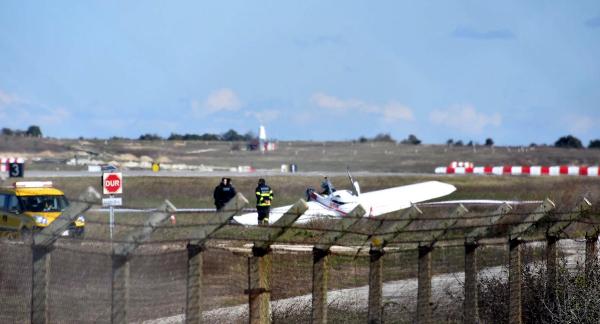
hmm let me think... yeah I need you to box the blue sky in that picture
[0,1,599,145]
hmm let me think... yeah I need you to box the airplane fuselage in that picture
[308,189,359,216]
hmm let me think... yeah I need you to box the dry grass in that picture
[4,136,600,173]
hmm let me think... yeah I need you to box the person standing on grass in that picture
[255,178,273,225]
[213,177,236,211]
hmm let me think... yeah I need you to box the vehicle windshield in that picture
[19,195,69,212]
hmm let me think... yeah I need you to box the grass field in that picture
[18,174,599,209]
[2,135,600,173]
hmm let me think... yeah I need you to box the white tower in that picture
[258,125,267,152]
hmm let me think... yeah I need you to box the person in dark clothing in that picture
[213,178,236,211]
[255,178,273,225]
[320,176,335,195]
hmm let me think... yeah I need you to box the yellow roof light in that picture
[14,181,53,188]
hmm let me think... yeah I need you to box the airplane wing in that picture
[358,181,456,216]
[232,201,339,226]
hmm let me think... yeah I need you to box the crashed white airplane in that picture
[233,172,456,225]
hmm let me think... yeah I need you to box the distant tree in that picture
[221,129,245,141]
[358,136,368,143]
[554,135,583,149]
[199,133,221,141]
[400,134,421,145]
[485,138,494,146]
[454,140,464,147]
[138,133,163,141]
[372,133,395,142]
[26,125,42,137]
[1,128,14,136]
[168,133,184,140]
[589,139,600,149]
[467,140,474,147]
[446,139,454,146]
[529,143,538,147]
[243,131,256,141]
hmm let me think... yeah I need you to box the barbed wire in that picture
[5,196,598,252]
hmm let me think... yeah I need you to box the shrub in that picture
[589,139,600,149]
[138,133,163,141]
[476,257,600,323]
[372,133,395,142]
[554,135,583,149]
[400,134,421,145]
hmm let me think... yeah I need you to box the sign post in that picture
[102,172,123,240]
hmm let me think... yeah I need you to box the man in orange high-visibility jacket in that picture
[255,178,273,225]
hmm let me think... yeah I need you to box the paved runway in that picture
[19,170,434,178]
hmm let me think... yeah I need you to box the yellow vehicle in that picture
[0,181,84,237]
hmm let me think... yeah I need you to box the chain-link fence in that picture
[1,190,598,323]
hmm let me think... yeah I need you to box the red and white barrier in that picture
[0,157,25,172]
[435,165,600,176]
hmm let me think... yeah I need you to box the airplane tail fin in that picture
[347,167,361,196]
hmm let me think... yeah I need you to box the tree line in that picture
[1,125,42,137]
[2,126,599,148]
[137,129,255,141]
[356,133,600,149]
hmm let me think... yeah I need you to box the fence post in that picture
[311,247,328,324]
[545,198,590,304]
[248,246,272,324]
[508,238,522,324]
[545,235,558,304]
[111,254,129,324]
[368,247,384,324]
[312,205,365,324]
[586,235,598,276]
[416,245,432,324]
[246,200,307,324]
[507,198,555,324]
[31,246,50,324]
[463,203,512,324]
[185,244,204,324]
[463,241,478,324]
[416,204,467,324]
[30,187,99,324]
[112,200,177,324]
[185,193,249,324]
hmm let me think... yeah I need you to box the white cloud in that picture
[382,102,414,122]
[203,88,242,113]
[0,90,21,106]
[38,107,71,125]
[311,93,362,111]
[567,115,595,133]
[245,109,281,124]
[0,89,28,108]
[310,92,414,122]
[429,105,501,133]
[193,88,241,115]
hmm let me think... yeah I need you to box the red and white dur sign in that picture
[103,172,123,195]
